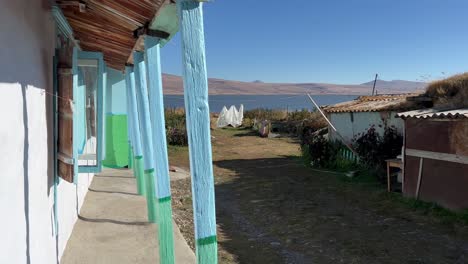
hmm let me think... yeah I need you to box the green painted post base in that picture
[157,197,175,264]
[196,236,218,264]
[128,144,134,169]
[131,150,137,178]
[144,169,157,223]
[134,156,146,196]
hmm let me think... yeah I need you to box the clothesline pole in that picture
[306,93,359,157]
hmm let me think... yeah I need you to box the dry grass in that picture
[305,111,329,128]
[169,128,468,263]
[425,72,468,108]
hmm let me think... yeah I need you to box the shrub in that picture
[353,125,382,167]
[381,126,404,161]
[244,108,328,123]
[244,108,287,122]
[353,125,403,169]
[244,108,328,137]
[301,125,403,180]
[166,127,188,146]
[351,126,403,181]
[302,133,359,170]
[165,108,188,146]
[242,117,254,128]
[305,131,330,167]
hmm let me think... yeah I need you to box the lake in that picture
[164,94,358,113]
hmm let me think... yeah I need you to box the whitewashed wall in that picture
[328,111,404,144]
[0,1,94,263]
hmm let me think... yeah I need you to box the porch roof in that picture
[57,0,177,70]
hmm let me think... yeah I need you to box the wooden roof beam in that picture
[57,1,87,12]
[126,0,174,66]
[134,27,171,40]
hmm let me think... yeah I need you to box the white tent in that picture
[217,104,244,128]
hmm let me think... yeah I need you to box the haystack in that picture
[425,73,468,108]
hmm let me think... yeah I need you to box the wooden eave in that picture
[57,0,166,70]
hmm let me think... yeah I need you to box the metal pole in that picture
[372,74,378,96]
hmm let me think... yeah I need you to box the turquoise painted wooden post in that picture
[177,1,218,263]
[96,55,104,172]
[145,35,175,263]
[102,64,107,162]
[134,51,158,223]
[125,75,134,171]
[125,66,146,196]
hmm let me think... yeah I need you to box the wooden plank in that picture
[58,161,74,182]
[387,162,391,192]
[58,118,73,156]
[135,27,170,39]
[406,148,468,165]
[58,153,74,164]
[145,36,175,263]
[416,158,424,199]
[57,40,76,183]
[177,1,218,263]
[58,67,73,75]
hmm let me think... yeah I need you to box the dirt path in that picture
[170,128,468,264]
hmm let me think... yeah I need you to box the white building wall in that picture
[328,111,404,144]
[0,1,94,263]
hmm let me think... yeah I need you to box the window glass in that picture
[77,59,99,166]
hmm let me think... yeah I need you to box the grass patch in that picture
[330,167,468,227]
[426,72,468,108]
[167,145,190,169]
[337,169,381,186]
[389,194,468,226]
[168,144,188,153]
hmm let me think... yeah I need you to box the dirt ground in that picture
[169,128,468,264]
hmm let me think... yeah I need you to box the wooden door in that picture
[56,41,77,183]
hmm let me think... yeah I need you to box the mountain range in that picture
[162,74,426,95]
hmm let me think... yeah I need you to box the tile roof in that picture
[322,94,421,113]
[397,108,468,119]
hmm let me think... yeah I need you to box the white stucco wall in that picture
[0,1,94,263]
[328,111,404,144]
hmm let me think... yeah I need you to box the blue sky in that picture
[161,0,468,84]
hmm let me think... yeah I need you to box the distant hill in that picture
[361,80,426,93]
[162,74,426,95]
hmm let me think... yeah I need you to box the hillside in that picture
[361,80,426,93]
[162,74,425,95]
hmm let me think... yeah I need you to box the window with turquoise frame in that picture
[75,51,106,174]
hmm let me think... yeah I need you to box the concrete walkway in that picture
[61,168,195,264]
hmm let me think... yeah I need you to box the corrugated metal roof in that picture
[397,108,468,119]
[322,94,421,113]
